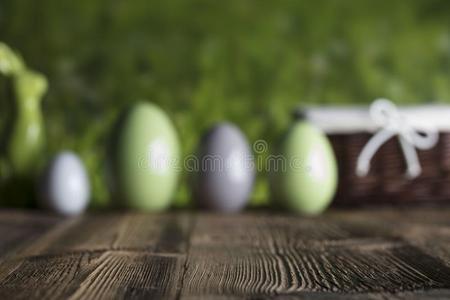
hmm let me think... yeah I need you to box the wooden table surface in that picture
[0,209,450,299]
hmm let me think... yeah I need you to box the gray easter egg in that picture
[39,151,90,216]
[193,123,255,212]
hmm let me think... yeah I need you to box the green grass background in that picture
[0,0,449,207]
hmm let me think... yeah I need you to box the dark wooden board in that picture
[0,210,61,256]
[0,209,449,299]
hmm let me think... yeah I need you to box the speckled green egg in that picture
[109,102,180,211]
[270,115,337,215]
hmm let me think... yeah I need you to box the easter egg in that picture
[193,123,255,212]
[270,114,337,215]
[39,151,90,216]
[109,102,180,211]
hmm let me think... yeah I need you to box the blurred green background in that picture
[0,0,449,208]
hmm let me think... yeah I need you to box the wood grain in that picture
[0,210,60,256]
[0,211,193,299]
[179,213,450,298]
[0,209,449,299]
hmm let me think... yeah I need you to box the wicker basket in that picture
[305,103,450,207]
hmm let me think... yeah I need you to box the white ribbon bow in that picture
[356,98,439,179]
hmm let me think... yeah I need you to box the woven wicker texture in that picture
[330,133,450,206]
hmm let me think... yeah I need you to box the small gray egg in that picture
[193,123,255,212]
[39,151,90,216]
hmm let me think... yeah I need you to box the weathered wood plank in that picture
[330,208,450,267]
[0,210,67,284]
[40,213,192,255]
[0,251,185,300]
[1,209,450,299]
[0,210,61,256]
[70,251,184,299]
[0,212,194,299]
[180,212,450,298]
[0,251,103,299]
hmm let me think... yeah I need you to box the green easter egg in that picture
[110,102,180,211]
[271,117,337,215]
